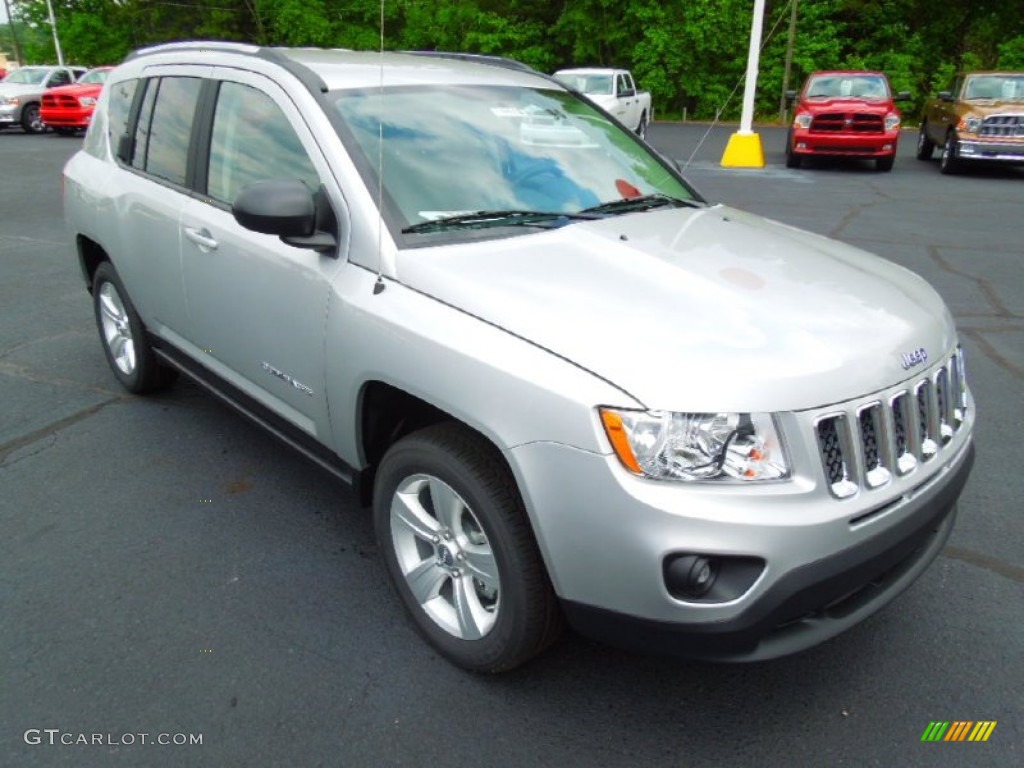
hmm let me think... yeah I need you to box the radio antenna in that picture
[373,0,386,295]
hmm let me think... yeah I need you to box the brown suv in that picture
[917,71,1024,174]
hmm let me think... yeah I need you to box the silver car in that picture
[0,65,87,133]
[64,42,975,672]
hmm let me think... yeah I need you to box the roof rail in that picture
[123,40,260,63]
[401,51,539,74]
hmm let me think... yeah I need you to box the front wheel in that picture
[916,123,935,160]
[876,155,895,172]
[940,131,961,175]
[92,262,176,394]
[784,130,802,168]
[374,424,562,672]
[21,103,45,134]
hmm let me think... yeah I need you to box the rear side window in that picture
[107,79,138,148]
[132,77,202,187]
[206,81,319,205]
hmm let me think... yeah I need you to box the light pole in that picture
[45,0,64,65]
[721,0,767,168]
[3,0,24,65]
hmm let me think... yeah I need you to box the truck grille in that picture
[979,114,1024,138]
[815,348,968,498]
[42,94,80,108]
[811,113,884,133]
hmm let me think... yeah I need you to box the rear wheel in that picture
[374,424,562,672]
[21,103,45,134]
[92,262,176,394]
[916,123,935,160]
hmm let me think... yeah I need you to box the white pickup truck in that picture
[554,67,652,138]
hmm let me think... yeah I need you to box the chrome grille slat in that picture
[816,348,966,498]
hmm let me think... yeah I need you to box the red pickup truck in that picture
[785,71,911,172]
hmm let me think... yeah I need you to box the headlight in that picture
[0,96,18,106]
[599,408,789,482]
[793,113,812,129]
[884,114,900,131]
[958,115,982,133]
[78,96,97,107]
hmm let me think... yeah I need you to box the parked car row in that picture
[0,65,110,135]
[785,69,1024,175]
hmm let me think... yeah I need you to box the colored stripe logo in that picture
[921,721,997,742]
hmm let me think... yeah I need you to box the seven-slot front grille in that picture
[815,348,968,498]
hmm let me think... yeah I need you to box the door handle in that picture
[184,226,219,251]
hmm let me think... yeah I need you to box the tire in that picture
[92,262,176,394]
[876,155,895,172]
[636,111,648,140]
[940,131,960,175]
[916,123,935,160]
[21,103,45,134]
[374,423,562,672]
[784,130,801,168]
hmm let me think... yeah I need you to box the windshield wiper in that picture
[402,210,603,234]
[581,193,703,216]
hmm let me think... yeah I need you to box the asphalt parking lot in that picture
[1,123,1021,767]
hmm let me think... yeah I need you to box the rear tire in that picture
[92,262,176,394]
[374,424,562,672]
[916,123,935,160]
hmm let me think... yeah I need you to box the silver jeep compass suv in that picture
[64,42,975,672]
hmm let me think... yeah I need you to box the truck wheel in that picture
[636,111,648,139]
[784,130,801,168]
[876,155,894,172]
[92,262,176,394]
[940,131,960,175]
[916,123,935,160]
[374,424,562,672]
[21,103,45,134]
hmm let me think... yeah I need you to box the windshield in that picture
[78,69,110,85]
[330,84,694,236]
[3,68,49,85]
[964,75,1024,101]
[554,73,613,96]
[805,74,890,100]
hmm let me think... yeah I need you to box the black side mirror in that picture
[938,91,954,102]
[233,179,338,254]
[619,86,635,98]
[895,91,911,102]
[785,90,798,105]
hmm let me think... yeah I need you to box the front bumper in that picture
[792,129,900,158]
[41,106,93,129]
[508,388,974,661]
[0,104,22,124]
[562,442,972,660]
[956,137,1024,163]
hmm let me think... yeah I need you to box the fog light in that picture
[797,142,807,150]
[666,554,717,598]
[883,144,893,151]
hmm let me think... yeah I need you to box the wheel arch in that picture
[76,234,110,293]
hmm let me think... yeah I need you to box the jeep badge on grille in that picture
[901,347,928,370]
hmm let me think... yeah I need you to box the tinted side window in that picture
[107,78,138,148]
[131,80,157,171]
[140,77,202,186]
[207,81,319,205]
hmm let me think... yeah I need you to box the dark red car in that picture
[785,70,911,172]
[40,67,112,135]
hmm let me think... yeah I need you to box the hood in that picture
[800,97,895,114]
[0,83,44,98]
[45,83,103,98]
[960,100,1024,116]
[397,206,957,412]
